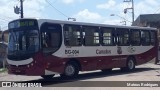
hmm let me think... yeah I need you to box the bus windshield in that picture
[8,30,39,60]
[7,19,39,60]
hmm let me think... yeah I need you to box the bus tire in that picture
[60,61,79,78]
[41,74,55,79]
[121,57,135,71]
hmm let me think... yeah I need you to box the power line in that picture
[45,0,69,18]
[154,7,160,14]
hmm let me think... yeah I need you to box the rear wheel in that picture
[60,61,79,78]
[121,57,135,71]
[41,74,55,79]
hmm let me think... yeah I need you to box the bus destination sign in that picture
[9,20,36,29]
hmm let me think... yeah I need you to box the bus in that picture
[7,18,158,79]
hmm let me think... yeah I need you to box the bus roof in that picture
[9,18,157,31]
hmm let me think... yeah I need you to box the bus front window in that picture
[8,30,39,60]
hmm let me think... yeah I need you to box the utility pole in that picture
[20,0,24,18]
[123,0,135,23]
[14,0,24,18]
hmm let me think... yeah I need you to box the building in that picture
[0,30,8,68]
[0,30,9,43]
[2,30,9,43]
[132,14,160,41]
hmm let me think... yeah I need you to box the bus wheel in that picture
[41,75,55,79]
[61,61,79,78]
[121,58,135,71]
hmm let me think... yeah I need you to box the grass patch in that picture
[0,68,7,73]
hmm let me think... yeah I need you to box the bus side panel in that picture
[38,46,157,74]
[136,47,157,65]
[78,57,97,71]
[78,56,127,71]
[96,55,127,69]
[43,55,67,74]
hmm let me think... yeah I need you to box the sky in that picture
[0,0,160,30]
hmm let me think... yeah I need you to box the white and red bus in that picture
[7,18,158,79]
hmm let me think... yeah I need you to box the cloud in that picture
[73,9,102,22]
[62,0,74,4]
[0,0,19,30]
[96,0,116,9]
[134,0,160,15]
[0,0,47,30]
[79,0,85,3]
[23,0,47,18]
[73,8,130,26]
[61,0,85,4]
[73,9,126,26]
[95,0,160,25]
[145,0,159,7]
[103,19,124,25]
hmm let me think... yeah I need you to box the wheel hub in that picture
[65,65,75,76]
[128,60,134,69]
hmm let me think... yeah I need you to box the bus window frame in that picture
[150,30,156,46]
[82,26,100,46]
[116,28,130,46]
[63,24,82,47]
[130,29,141,46]
[40,22,62,54]
[100,27,116,46]
[141,30,151,46]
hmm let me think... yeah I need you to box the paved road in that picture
[0,62,160,90]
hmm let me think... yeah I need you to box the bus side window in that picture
[41,23,62,54]
[64,25,82,46]
[116,28,129,46]
[101,27,115,46]
[83,26,100,46]
[150,31,156,46]
[141,30,150,46]
[130,29,141,46]
[43,32,51,47]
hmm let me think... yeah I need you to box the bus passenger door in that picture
[40,23,63,72]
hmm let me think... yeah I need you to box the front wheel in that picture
[60,62,79,78]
